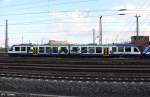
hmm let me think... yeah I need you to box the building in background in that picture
[48,40,69,45]
[131,36,149,52]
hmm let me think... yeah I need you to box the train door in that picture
[103,47,109,56]
[33,47,38,55]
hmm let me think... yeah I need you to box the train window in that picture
[39,47,45,53]
[60,47,68,53]
[81,47,87,53]
[112,47,116,52]
[88,47,95,53]
[46,47,51,53]
[21,47,26,51]
[27,47,31,52]
[15,47,20,51]
[52,47,58,53]
[71,47,79,53]
[125,47,131,52]
[96,47,102,53]
[134,48,139,52]
[118,47,124,52]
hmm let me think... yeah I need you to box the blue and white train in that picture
[8,43,145,57]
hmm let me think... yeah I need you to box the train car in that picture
[8,44,33,56]
[111,44,141,57]
[8,43,141,57]
[142,46,150,57]
[70,44,141,57]
[8,44,70,57]
[32,44,69,56]
[70,44,113,57]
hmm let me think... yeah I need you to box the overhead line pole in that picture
[5,20,8,54]
[99,16,102,45]
[135,14,140,36]
[92,29,95,44]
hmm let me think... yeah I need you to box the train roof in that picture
[11,44,33,47]
[10,43,137,47]
[115,44,136,47]
[70,43,136,47]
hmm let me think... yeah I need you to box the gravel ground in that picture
[0,77,150,97]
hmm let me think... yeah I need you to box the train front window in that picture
[21,47,26,51]
[134,48,139,52]
[88,47,95,53]
[52,47,58,53]
[125,47,131,52]
[118,47,124,52]
[60,47,68,53]
[71,47,79,53]
[146,48,150,52]
[46,47,51,53]
[81,47,87,53]
[96,47,102,53]
[15,47,20,51]
[39,47,45,53]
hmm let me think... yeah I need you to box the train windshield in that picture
[9,47,13,51]
[134,48,139,52]
[143,47,150,53]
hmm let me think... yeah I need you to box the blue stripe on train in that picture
[8,53,33,56]
[8,53,141,57]
[79,53,141,57]
[143,54,150,57]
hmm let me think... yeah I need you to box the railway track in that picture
[0,56,149,65]
[0,91,61,97]
[0,63,150,72]
[0,70,150,82]
[0,56,150,82]
[0,62,150,81]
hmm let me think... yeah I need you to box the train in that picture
[7,43,150,57]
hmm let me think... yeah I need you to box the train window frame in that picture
[96,47,102,53]
[125,47,131,52]
[71,47,80,53]
[39,47,45,53]
[81,47,87,53]
[112,47,116,52]
[52,47,58,53]
[88,47,95,53]
[15,47,20,51]
[60,47,68,54]
[46,47,51,53]
[21,47,26,51]
[118,47,124,52]
[134,48,139,52]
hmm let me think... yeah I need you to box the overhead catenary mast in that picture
[135,14,140,36]
[99,16,102,45]
[92,29,95,44]
[5,20,8,54]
